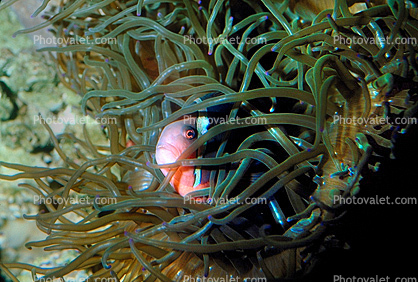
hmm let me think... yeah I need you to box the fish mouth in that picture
[155,143,181,164]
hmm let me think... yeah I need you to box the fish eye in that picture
[184,127,196,139]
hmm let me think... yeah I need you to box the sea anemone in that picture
[0,0,417,280]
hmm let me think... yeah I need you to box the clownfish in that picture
[155,118,211,197]
[155,93,228,197]
[154,93,288,227]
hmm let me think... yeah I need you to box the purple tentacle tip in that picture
[124,231,129,236]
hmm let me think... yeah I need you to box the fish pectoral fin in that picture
[193,167,202,188]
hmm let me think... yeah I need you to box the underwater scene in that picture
[0,0,417,281]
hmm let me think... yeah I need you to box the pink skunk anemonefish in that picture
[155,93,227,197]
[154,92,288,227]
[155,118,210,197]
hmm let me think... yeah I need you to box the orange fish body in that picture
[155,119,210,196]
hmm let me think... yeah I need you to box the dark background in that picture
[305,122,418,281]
